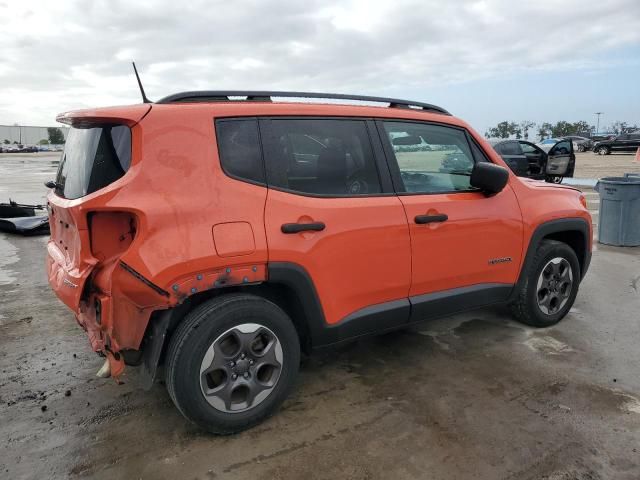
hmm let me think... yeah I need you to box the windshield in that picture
[55,125,131,199]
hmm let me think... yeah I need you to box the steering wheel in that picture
[346,178,369,194]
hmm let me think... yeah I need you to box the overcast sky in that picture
[1,0,639,134]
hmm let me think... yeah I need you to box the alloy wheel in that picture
[536,257,573,315]
[199,323,283,413]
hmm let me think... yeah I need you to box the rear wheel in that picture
[596,146,610,155]
[510,240,580,327]
[165,294,300,434]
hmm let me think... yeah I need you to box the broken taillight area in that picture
[88,212,137,262]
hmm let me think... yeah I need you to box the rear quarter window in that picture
[215,119,264,184]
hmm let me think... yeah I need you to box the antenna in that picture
[132,61,152,104]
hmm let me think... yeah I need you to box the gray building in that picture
[0,124,69,145]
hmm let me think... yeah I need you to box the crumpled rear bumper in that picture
[46,240,94,313]
[46,240,107,352]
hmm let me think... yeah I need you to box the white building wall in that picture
[0,125,69,145]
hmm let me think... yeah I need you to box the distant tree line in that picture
[485,120,639,140]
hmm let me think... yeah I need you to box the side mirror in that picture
[470,162,509,194]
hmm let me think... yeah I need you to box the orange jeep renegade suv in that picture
[46,91,592,433]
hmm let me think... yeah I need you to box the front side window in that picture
[216,119,264,184]
[382,121,475,193]
[520,142,539,154]
[549,140,571,156]
[263,119,381,195]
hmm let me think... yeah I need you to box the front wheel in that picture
[577,145,585,152]
[510,240,580,327]
[596,146,610,155]
[165,294,300,434]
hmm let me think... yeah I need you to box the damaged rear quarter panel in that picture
[48,104,269,352]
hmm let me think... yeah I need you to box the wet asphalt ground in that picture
[0,152,639,479]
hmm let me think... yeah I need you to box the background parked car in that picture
[562,135,593,152]
[593,132,640,155]
[536,138,560,153]
[490,138,575,183]
[591,132,616,142]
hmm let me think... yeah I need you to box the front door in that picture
[547,139,575,177]
[519,141,546,177]
[261,118,412,329]
[377,120,523,321]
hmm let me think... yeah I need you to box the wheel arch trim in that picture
[511,217,591,302]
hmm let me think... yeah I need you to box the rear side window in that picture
[216,119,264,184]
[496,141,523,156]
[262,119,381,196]
[56,125,131,200]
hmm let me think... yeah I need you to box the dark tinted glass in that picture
[469,139,490,162]
[216,119,264,184]
[263,119,381,195]
[498,141,523,156]
[56,125,131,200]
[549,140,571,155]
[520,142,538,154]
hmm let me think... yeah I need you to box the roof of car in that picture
[155,90,451,115]
[57,99,469,130]
[487,138,517,145]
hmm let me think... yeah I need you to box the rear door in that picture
[261,118,411,328]
[613,134,630,151]
[377,120,523,322]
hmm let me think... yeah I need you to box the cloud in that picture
[0,0,639,125]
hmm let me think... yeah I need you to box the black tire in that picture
[577,145,585,153]
[510,240,580,327]
[596,146,610,155]
[165,294,300,434]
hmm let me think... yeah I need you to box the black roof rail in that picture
[155,91,450,115]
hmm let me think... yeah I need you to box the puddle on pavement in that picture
[0,234,19,286]
[576,384,640,415]
[524,335,575,355]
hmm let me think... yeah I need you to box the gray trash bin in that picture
[594,176,640,246]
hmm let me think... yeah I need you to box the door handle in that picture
[281,222,326,234]
[414,214,448,224]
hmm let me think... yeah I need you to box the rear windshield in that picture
[55,125,131,199]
